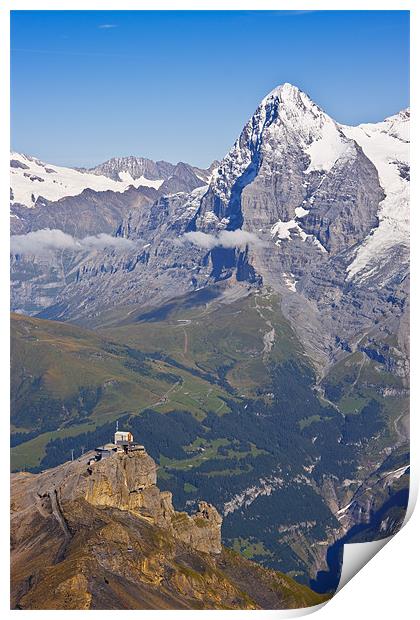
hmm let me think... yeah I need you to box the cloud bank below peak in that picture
[184,229,264,250]
[10,228,135,256]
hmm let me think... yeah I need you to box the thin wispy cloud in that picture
[11,48,130,59]
[10,229,135,256]
[184,230,265,250]
[275,10,317,16]
[98,24,118,29]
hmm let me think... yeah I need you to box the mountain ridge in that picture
[10,81,410,603]
[10,83,409,376]
[10,151,217,211]
[11,445,327,610]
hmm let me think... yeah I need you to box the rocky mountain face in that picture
[83,155,175,181]
[11,186,159,237]
[10,153,217,315]
[11,84,408,375]
[10,448,325,610]
[83,155,218,190]
[10,152,215,242]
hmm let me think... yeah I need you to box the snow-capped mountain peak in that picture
[200,85,409,282]
[10,150,218,210]
[209,83,354,209]
[83,156,173,183]
[10,85,409,381]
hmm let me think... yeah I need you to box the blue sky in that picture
[11,10,409,168]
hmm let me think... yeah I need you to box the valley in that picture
[10,282,409,588]
[10,82,410,597]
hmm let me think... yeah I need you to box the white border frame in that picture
[1,2,417,618]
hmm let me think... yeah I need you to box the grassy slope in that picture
[12,287,301,470]
[100,287,302,395]
[320,339,409,450]
[10,312,231,469]
[10,287,408,585]
[12,285,405,475]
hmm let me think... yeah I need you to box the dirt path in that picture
[254,296,275,358]
[313,384,343,416]
[351,354,367,389]
[182,328,189,356]
[49,489,72,563]
[149,380,182,408]
[393,409,410,443]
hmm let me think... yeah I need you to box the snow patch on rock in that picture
[295,206,310,218]
[283,272,298,292]
[271,218,327,254]
[305,120,349,173]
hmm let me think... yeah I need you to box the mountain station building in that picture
[93,428,145,462]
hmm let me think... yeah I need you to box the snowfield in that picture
[341,109,410,280]
[10,152,164,208]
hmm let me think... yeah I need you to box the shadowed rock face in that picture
[10,450,326,610]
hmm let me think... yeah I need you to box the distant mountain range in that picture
[10,83,409,374]
[10,152,217,209]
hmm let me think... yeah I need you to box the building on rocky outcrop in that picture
[10,443,325,610]
[29,439,223,556]
[94,443,117,459]
[85,444,223,553]
[94,429,145,462]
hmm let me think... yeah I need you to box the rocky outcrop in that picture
[10,452,326,610]
[17,448,223,556]
[84,155,174,182]
[83,155,216,188]
[172,501,223,554]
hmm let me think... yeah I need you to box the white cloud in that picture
[184,229,264,250]
[183,231,219,250]
[11,228,264,257]
[10,228,135,256]
[11,229,78,254]
[218,230,264,248]
[98,24,118,29]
